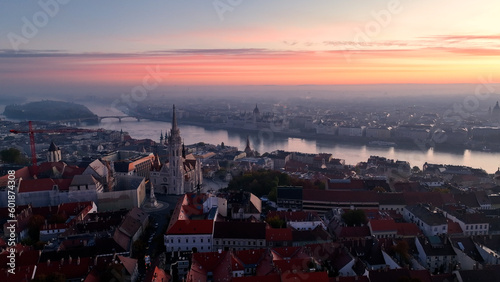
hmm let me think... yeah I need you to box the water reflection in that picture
[81,105,500,173]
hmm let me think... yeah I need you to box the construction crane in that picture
[9,121,104,176]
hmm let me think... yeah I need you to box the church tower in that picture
[253,104,260,123]
[244,135,252,154]
[168,105,185,194]
[47,141,61,162]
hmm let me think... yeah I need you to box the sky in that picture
[1,0,500,96]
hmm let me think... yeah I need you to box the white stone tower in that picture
[47,141,62,162]
[168,105,185,195]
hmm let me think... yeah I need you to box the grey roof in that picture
[417,237,456,257]
[405,205,447,226]
[70,174,97,186]
[114,175,144,191]
[86,159,108,178]
[450,237,484,262]
[277,186,303,200]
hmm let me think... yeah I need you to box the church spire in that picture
[169,104,181,144]
[244,135,251,153]
[172,104,178,131]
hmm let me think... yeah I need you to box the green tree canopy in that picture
[341,209,367,226]
[0,148,28,164]
[266,215,286,228]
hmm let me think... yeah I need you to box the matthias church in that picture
[150,105,202,195]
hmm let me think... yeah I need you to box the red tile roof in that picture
[117,255,137,276]
[369,219,398,232]
[0,167,32,187]
[403,192,455,207]
[274,258,311,273]
[330,276,370,282]
[338,226,371,238]
[266,228,293,242]
[447,220,463,235]
[0,244,39,267]
[188,251,231,282]
[270,246,304,260]
[62,166,86,178]
[146,266,171,282]
[167,219,213,235]
[57,201,93,216]
[231,255,245,271]
[113,228,131,251]
[53,178,72,191]
[281,271,329,282]
[328,179,365,190]
[38,162,66,175]
[34,257,91,280]
[233,274,281,282]
[0,265,36,281]
[234,249,267,266]
[18,178,56,193]
[396,223,422,237]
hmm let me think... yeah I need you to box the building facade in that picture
[151,105,202,195]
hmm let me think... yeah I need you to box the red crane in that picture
[9,121,104,176]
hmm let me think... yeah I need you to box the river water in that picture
[75,104,500,174]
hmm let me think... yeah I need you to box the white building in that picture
[403,205,448,237]
[165,193,221,253]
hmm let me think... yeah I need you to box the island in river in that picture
[3,100,98,124]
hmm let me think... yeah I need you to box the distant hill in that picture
[3,100,98,122]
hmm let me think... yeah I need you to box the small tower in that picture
[159,131,164,145]
[492,101,500,119]
[253,104,260,116]
[244,136,252,155]
[253,104,260,123]
[47,141,61,162]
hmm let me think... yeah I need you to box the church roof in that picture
[48,141,59,151]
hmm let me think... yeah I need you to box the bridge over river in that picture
[98,115,141,122]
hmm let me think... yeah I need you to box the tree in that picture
[432,187,450,193]
[266,215,285,228]
[341,210,367,226]
[268,187,277,202]
[393,240,411,265]
[132,240,145,259]
[411,166,421,173]
[28,214,45,243]
[0,148,28,164]
[314,180,326,190]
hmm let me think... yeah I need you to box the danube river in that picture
[79,104,500,174]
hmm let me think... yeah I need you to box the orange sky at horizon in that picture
[2,48,499,87]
